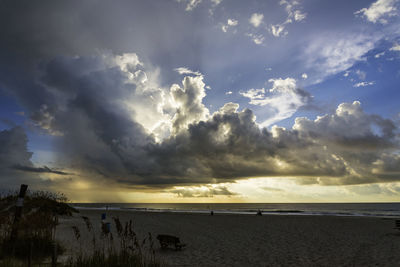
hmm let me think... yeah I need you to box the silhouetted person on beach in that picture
[257,209,262,216]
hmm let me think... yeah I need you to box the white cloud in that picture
[240,88,265,100]
[390,43,400,51]
[171,76,210,133]
[210,0,222,5]
[293,10,307,21]
[355,0,398,24]
[305,34,377,80]
[301,73,308,79]
[353,81,375,87]
[249,13,264,28]
[221,18,238,32]
[227,19,238,26]
[114,53,142,72]
[178,0,202,11]
[240,78,311,127]
[174,67,202,76]
[225,91,233,95]
[355,69,366,80]
[269,0,306,37]
[375,51,386,58]
[246,33,265,45]
[270,24,287,37]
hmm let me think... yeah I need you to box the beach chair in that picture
[156,234,186,250]
[395,219,400,231]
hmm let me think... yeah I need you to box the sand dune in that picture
[56,210,400,266]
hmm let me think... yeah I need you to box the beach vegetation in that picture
[65,216,160,267]
[0,190,77,266]
[0,189,162,266]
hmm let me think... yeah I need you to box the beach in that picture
[56,210,400,266]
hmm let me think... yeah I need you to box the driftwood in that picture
[156,234,186,250]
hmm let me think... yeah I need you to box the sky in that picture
[0,0,400,202]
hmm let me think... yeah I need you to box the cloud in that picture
[178,0,203,11]
[304,33,377,80]
[174,67,202,76]
[146,100,399,186]
[353,81,375,87]
[269,0,306,37]
[355,69,366,80]
[171,75,210,133]
[225,91,233,95]
[0,127,53,190]
[13,54,175,181]
[240,78,312,127]
[293,10,307,21]
[0,1,398,196]
[292,101,396,150]
[227,19,238,26]
[30,104,63,136]
[170,184,237,198]
[240,88,265,100]
[221,18,238,32]
[249,13,264,28]
[270,24,287,37]
[210,0,223,5]
[246,33,265,45]
[280,0,307,22]
[261,186,283,192]
[0,127,33,171]
[301,73,308,79]
[355,0,399,24]
[375,51,386,58]
[390,43,400,51]
[1,52,399,189]
[12,164,69,175]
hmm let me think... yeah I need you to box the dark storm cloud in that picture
[0,127,33,169]
[0,0,399,190]
[12,165,69,175]
[2,51,400,188]
[0,127,53,190]
[37,55,155,179]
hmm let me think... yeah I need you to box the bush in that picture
[0,190,77,264]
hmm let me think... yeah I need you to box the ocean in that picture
[72,202,400,218]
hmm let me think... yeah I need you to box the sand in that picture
[56,210,400,266]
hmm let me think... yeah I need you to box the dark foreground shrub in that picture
[0,190,77,264]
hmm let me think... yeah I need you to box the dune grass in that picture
[0,190,162,266]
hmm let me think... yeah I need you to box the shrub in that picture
[0,190,77,264]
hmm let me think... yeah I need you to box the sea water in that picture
[72,202,400,217]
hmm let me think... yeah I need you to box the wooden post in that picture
[28,238,32,267]
[10,184,28,243]
[51,241,57,267]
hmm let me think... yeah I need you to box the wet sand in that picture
[56,210,400,266]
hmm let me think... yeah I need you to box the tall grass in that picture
[65,216,161,267]
[0,190,162,266]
